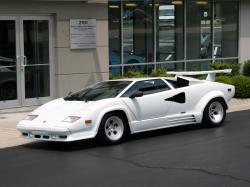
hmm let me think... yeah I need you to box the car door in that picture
[120,79,172,132]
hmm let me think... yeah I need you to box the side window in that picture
[122,79,170,97]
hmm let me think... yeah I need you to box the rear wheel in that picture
[97,113,129,145]
[202,98,226,127]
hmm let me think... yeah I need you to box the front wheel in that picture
[97,113,128,145]
[202,98,226,127]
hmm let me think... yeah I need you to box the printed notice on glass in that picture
[70,19,96,49]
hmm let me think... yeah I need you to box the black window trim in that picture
[121,78,171,97]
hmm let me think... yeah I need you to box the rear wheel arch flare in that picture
[202,97,227,127]
[207,96,228,110]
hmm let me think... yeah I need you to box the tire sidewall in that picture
[97,113,128,145]
[203,98,226,127]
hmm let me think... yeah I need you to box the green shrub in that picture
[231,75,250,98]
[216,75,233,85]
[210,62,240,76]
[151,67,168,77]
[216,75,250,98]
[243,60,250,77]
[124,70,145,78]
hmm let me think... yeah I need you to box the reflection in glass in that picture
[25,65,50,98]
[156,0,184,62]
[186,0,212,60]
[124,65,154,77]
[109,67,122,78]
[157,61,184,72]
[23,20,50,98]
[109,1,121,66]
[186,60,212,71]
[214,1,238,58]
[123,0,154,64]
[0,20,17,101]
[23,20,49,65]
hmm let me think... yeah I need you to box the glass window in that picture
[109,1,121,66]
[214,0,239,58]
[123,0,154,64]
[186,0,212,60]
[0,20,17,101]
[108,0,240,77]
[64,81,132,101]
[23,20,50,98]
[186,60,212,71]
[157,62,185,72]
[109,67,122,78]
[122,79,170,97]
[156,0,184,62]
[124,64,154,77]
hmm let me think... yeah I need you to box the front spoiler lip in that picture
[17,123,71,134]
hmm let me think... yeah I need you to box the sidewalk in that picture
[0,98,250,149]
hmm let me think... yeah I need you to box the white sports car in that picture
[17,70,235,144]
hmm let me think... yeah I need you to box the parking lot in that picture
[0,110,250,187]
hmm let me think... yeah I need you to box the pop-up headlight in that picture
[23,115,38,121]
[62,116,81,123]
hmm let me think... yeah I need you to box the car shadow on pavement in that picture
[19,123,206,152]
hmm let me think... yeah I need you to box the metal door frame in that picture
[0,15,54,109]
[19,16,54,107]
[0,16,22,109]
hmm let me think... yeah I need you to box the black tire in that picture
[202,98,226,127]
[97,112,129,145]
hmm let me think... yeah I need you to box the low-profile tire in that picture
[202,98,226,127]
[97,112,129,145]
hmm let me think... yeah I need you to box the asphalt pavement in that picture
[0,110,250,187]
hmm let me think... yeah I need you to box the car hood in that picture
[30,98,94,124]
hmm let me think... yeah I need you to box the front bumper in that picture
[17,123,97,142]
[17,124,71,142]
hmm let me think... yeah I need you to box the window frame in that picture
[108,0,240,76]
[121,78,171,97]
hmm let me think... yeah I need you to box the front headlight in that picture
[23,115,38,121]
[62,116,81,123]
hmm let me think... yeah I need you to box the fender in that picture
[194,90,228,122]
[92,105,134,137]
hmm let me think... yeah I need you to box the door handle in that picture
[20,55,27,71]
[23,55,27,66]
[20,55,27,66]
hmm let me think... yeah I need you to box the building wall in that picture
[239,0,250,63]
[0,1,109,97]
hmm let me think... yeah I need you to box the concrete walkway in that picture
[0,98,250,149]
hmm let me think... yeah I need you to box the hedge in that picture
[243,60,250,77]
[216,75,250,98]
[210,62,240,76]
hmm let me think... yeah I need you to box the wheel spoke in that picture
[104,116,125,141]
[208,101,224,124]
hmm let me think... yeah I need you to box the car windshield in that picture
[64,81,132,102]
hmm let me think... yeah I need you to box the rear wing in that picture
[167,69,232,82]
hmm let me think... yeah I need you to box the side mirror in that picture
[129,91,143,99]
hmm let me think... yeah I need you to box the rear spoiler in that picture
[167,69,232,82]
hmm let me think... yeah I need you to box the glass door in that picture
[0,17,21,109]
[20,16,53,106]
[0,16,53,109]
